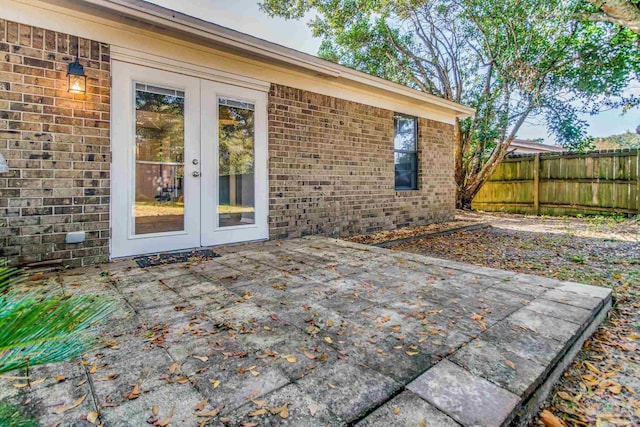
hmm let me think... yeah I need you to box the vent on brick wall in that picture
[0,153,8,174]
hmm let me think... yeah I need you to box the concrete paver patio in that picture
[1,237,611,426]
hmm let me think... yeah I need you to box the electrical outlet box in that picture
[66,231,86,244]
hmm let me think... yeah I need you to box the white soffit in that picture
[7,0,475,122]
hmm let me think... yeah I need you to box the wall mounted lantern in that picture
[67,39,87,94]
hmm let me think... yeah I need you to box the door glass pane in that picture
[134,85,185,235]
[218,97,255,227]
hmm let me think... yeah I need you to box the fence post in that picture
[533,153,540,215]
[636,149,640,214]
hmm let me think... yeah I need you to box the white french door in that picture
[111,61,268,258]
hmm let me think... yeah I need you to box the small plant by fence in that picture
[472,148,640,216]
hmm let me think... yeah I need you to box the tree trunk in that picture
[583,0,640,33]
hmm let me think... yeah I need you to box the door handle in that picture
[192,171,201,177]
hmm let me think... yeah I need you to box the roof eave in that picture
[75,0,475,118]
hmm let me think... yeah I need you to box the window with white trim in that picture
[394,113,418,190]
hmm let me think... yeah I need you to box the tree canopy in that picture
[261,0,640,207]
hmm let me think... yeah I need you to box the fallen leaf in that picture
[124,383,140,400]
[196,405,224,417]
[209,379,221,389]
[324,337,333,344]
[252,400,267,409]
[557,391,572,401]
[193,355,209,362]
[406,351,418,356]
[393,406,401,415]
[89,365,97,374]
[505,360,516,370]
[169,363,179,374]
[303,351,316,360]
[194,398,209,412]
[152,406,160,416]
[309,403,319,417]
[248,408,267,417]
[583,361,600,375]
[284,355,297,363]
[54,393,88,415]
[55,375,66,382]
[96,374,119,381]
[87,411,99,423]
[155,406,175,427]
[280,405,289,419]
[540,409,566,427]
[419,421,427,427]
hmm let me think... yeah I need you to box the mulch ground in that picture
[345,219,478,245]
[383,213,640,427]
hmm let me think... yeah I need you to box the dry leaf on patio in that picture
[540,409,567,427]
[169,363,179,374]
[583,361,600,375]
[209,379,221,388]
[196,405,224,417]
[124,383,140,400]
[252,400,267,409]
[54,393,87,415]
[27,377,46,387]
[284,355,297,363]
[269,402,289,419]
[406,351,418,356]
[248,408,267,417]
[194,398,209,412]
[505,360,516,370]
[12,382,29,388]
[96,374,119,381]
[419,421,427,427]
[193,355,209,362]
[155,406,175,427]
[55,375,66,382]
[152,406,160,416]
[393,406,401,415]
[303,351,316,360]
[87,411,99,423]
[89,365,97,374]
[556,391,572,401]
[309,404,319,417]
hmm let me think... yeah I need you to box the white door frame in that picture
[111,61,201,258]
[110,60,269,259]
[200,80,269,247]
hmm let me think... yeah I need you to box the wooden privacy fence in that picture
[472,148,640,216]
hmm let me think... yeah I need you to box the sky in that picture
[148,0,639,144]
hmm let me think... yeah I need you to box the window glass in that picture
[394,114,418,190]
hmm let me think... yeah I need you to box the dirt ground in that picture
[389,211,640,427]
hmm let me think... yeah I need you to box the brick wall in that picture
[0,19,456,266]
[268,84,456,239]
[0,20,110,267]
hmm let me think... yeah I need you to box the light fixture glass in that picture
[67,39,87,94]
